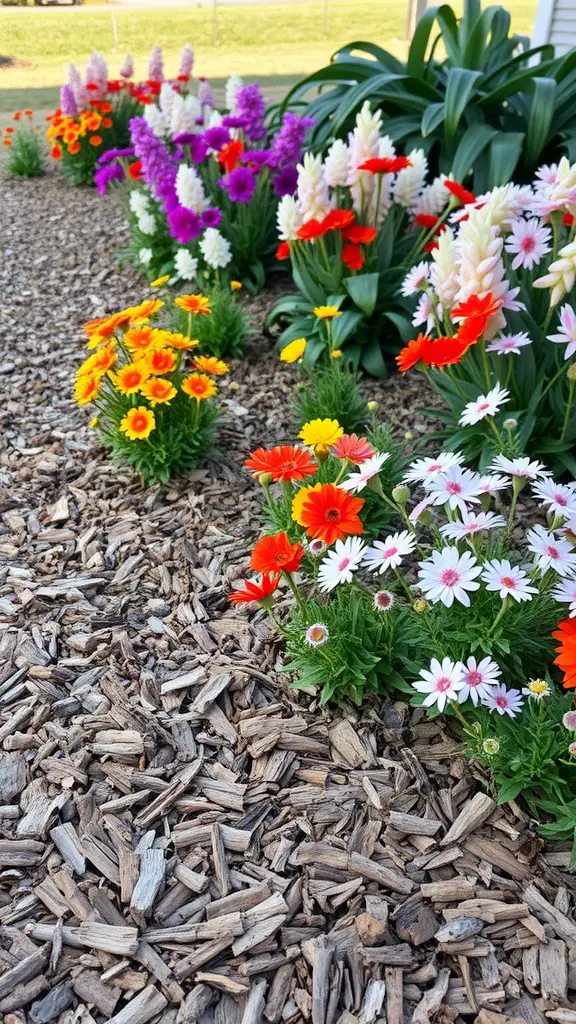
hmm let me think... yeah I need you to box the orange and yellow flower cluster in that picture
[46,101,113,160]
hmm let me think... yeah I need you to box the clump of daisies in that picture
[396,163,576,473]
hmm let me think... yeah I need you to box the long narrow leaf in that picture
[407,6,441,77]
[488,132,525,186]
[452,124,498,180]
[444,67,482,137]
[525,77,557,168]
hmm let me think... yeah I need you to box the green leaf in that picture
[487,131,525,186]
[361,339,387,378]
[407,6,441,77]
[444,67,483,139]
[525,77,557,168]
[421,101,445,137]
[452,124,499,181]
[344,273,379,316]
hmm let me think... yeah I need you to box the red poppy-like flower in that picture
[250,533,305,575]
[341,224,377,245]
[358,156,411,174]
[299,483,364,545]
[217,140,244,174]
[321,209,356,232]
[413,213,439,229]
[128,160,142,180]
[342,243,364,270]
[553,618,576,688]
[396,333,432,373]
[445,180,475,206]
[229,574,279,605]
[276,241,290,260]
[244,445,317,482]
[296,219,327,241]
[564,212,574,228]
[331,434,376,464]
[422,334,471,367]
[451,292,501,344]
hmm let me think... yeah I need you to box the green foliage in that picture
[121,193,175,282]
[292,366,369,434]
[6,124,44,178]
[101,396,218,485]
[285,0,576,186]
[173,281,249,359]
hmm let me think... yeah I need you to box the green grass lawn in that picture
[0,0,538,109]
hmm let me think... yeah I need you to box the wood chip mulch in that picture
[1,174,575,1024]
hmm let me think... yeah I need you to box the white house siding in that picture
[533,0,576,56]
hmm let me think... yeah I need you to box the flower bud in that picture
[392,483,410,506]
[482,738,500,756]
[367,400,378,412]
[568,362,576,382]
[330,349,343,359]
[404,431,414,441]
[258,472,272,488]
[503,418,517,430]
[413,598,428,613]
[562,710,576,731]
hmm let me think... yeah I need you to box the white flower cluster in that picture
[175,165,207,214]
[199,228,232,269]
[144,80,207,139]
[174,249,198,281]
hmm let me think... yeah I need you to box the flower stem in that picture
[561,378,575,441]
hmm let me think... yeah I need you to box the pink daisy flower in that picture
[504,218,551,270]
[459,384,509,427]
[401,260,429,297]
[412,657,465,712]
[552,578,576,618]
[482,684,524,718]
[486,332,532,356]
[548,304,576,360]
[331,434,376,464]
[362,530,416,574]
[458,655,501,706]
[481,559,538,602]
[418,547,481,607]
[532,478,576,519]
[526,525,576,576]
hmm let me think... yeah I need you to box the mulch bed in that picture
[1,173,575,1024]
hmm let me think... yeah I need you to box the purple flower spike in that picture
[221,166,257,203]
[240,149,272,170]
[204,125,230,151]
[270,112,314,169]
[98,147,135,164]
[202,207,223,228]
[168,205,202,243]
[235,83,266,142]
[222,115,248,130]
[273,165,298,197]
[129,116,177,202]
[94,163,125,195]
[60,83,78,119]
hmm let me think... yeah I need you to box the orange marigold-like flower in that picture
[126,298,164,322]
[74,373,101,406]
[89,135,103,147]
[119,406,156,441]
[142,347,177,375]
[250,532,305,576]
[111,363,150,394]
[396,334,432,373]
[124,325,156,352]
[181,373,217,400]
[174,294,212,315]
[191,355,229,375]
[299,483,364,545]
[51,145,62,160]
[140,377,177,405]
[78,343,118,376]
[161,331,199,350]
[553,617,576,689]
[245,445,317,483]
[229,573,279,605]
[68,141,81,155]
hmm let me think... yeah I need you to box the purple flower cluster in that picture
[94,162,125,196]
[60,83,78,119]
[219,166,257,203]
[129,116,177,208]
[270,112,315,169]
[98,147,135,164]
[173,133,208,163]
[235,83,266,142]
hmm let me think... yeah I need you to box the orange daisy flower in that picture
[445,180,476,206]
[68,141,81,155]
[331,434,376,464]
[174,294,212,316]
[74,373,101,406]
[143,348,177,375]
[181,373,217,400]
[124,325,156,352]
[276,242,290,260]
[342,225,377,245]
[342,243,364,271]
[451,292,501,344]
[396,334,432,373]
[250,533,305,576]
[422,334,471,368]
[119,406,155,441]
[216,139,244,174]
[78,343,118,377]
[111,363,150,395]
[161,332,199,350]
[140,377,177,405]
[321,209,356,232]
[126,298,164,323]
[229,574,278,605]
[191,355,229,376]
[299,483,364,545]
[297,219,327,241]
[245,445,317,483]
[553,618,576,689]
[89,135,103,147]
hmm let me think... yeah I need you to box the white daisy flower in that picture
[404,451,465,484]
[458,656,501,706]
[490,454,549,480]
[504,218,552,270]
[486,333,532,356]
[401,260,430,297]
[481,559,538,602]
[418,547,482,607]
[362,530,416,574]
[305,623,329,647]
[425,466,481,514]
[522,679,551,700]
[341,452,390,493]
[552,576,576,616]
[532,478,576,520]
[412,657,465,712]
[317,537,366,592]
[440,511,506,540]
[476,474,511,494]
[459,384,509,427]
[482,684,524,718]
[526,525,576,576]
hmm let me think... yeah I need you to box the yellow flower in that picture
[313,305,342,320]
[119,406,156,441]
[181,373,217,400]
[140,377,177,405]
[111,363,150,395]
[299,418,343,453]
[331,349,343,359]
[150,275,170,288]
[292,483,322,526]
[77,343,117,377]
[160,331,199,350]
[174,294,212,315]
[192,355,229,376]
[89,416,99,428]
[122,298,164,324]
[124,325,157,353]
[231,280,243,291]
[74,373,101,406]
[525,679,551,698]
[280,338,306,363]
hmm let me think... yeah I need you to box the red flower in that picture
[276,241,290,260]
[244,445,317,482]
[217,140,244,174]
[564,212,574,228]
[229,574,279,605]
[342,224,377,245]
[553,617,576,688]
[128,160,142,180]
[342,243,364,270]
[299,483,364,545]
[250,533,305,575]
[296,219,327,241]
[413,213,439,229]
[358,156,411,174]
[85,83,100,92]
[422,334,471,368]
[445,180,475,206]
[396,333,432,373]
[177,74,190,83]
[321,209,356,232]
[424,241,439,252]
[106,80,123,93]
[451,292,501,344]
